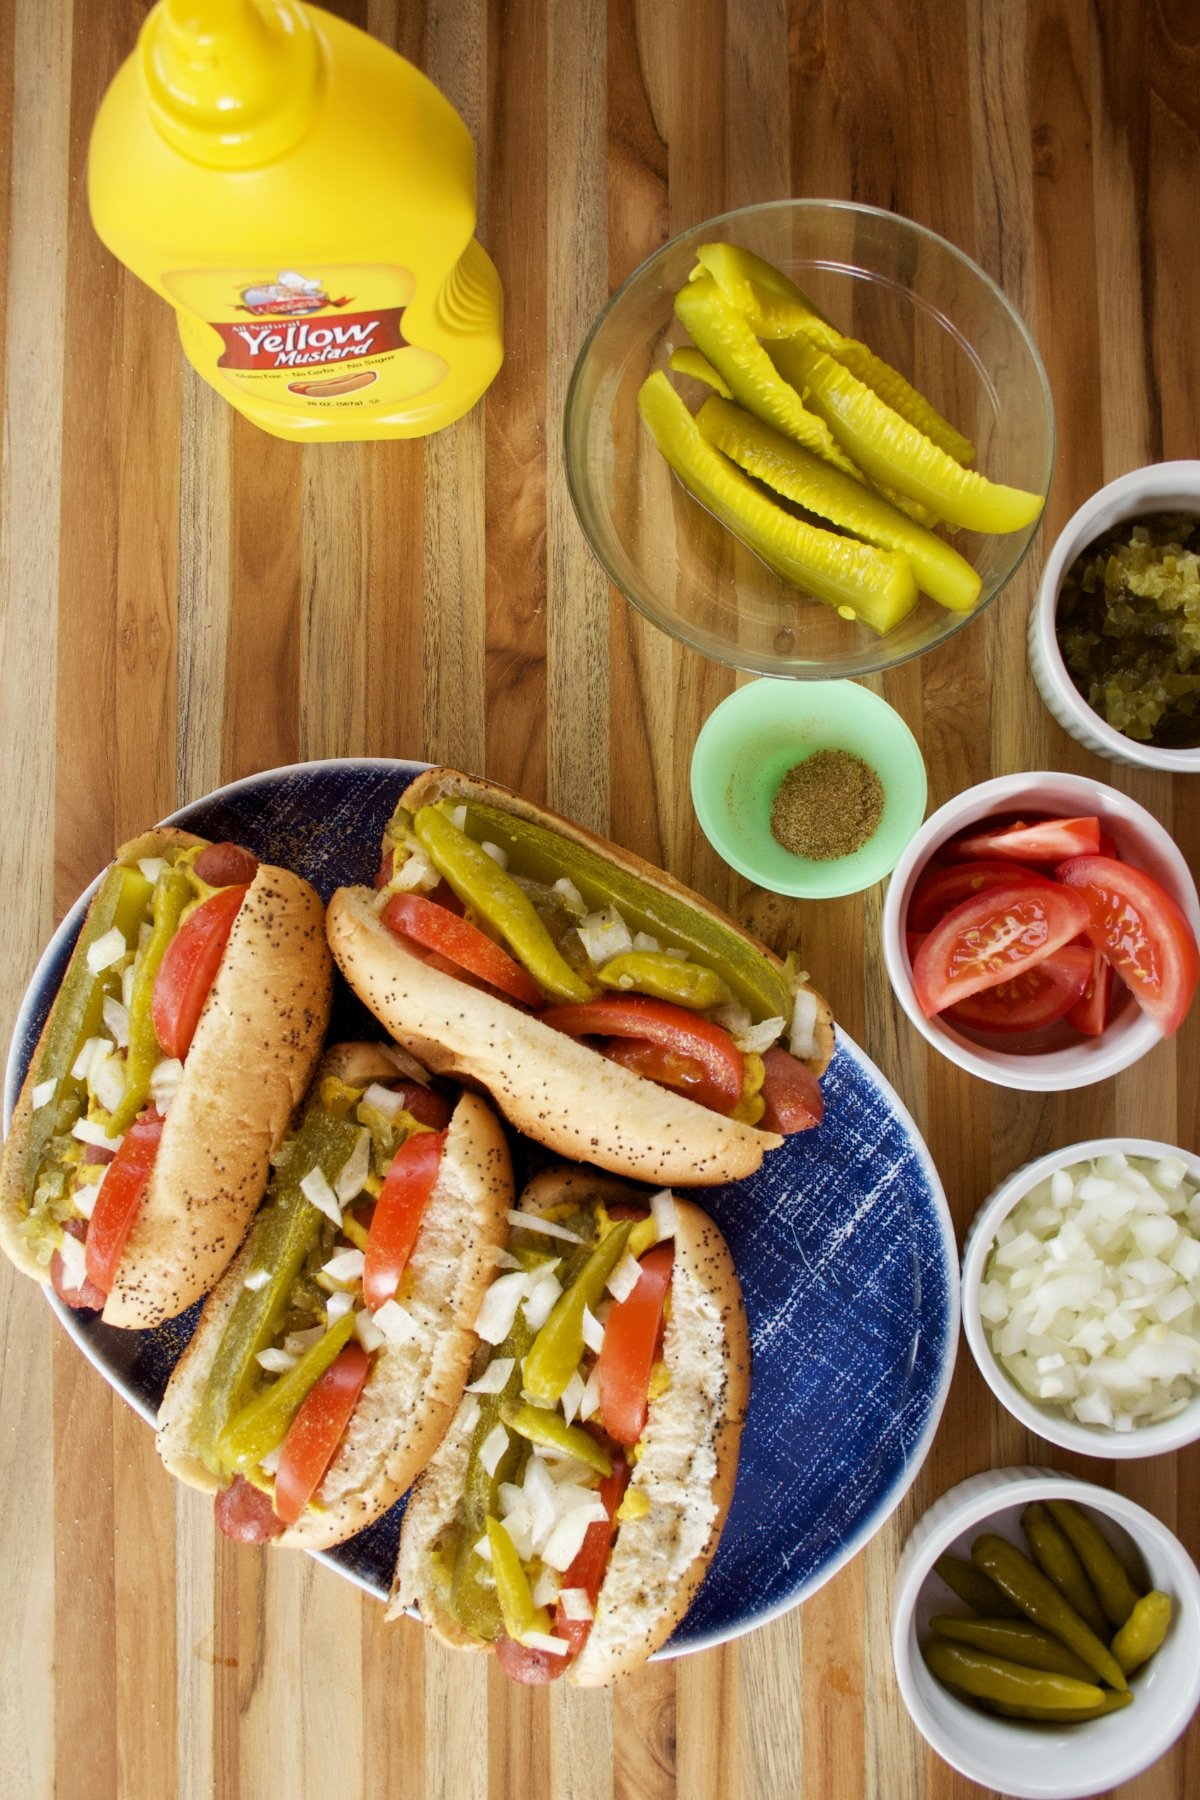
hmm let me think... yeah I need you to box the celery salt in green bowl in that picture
[690,677,927,898]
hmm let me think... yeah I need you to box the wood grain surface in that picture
[2,2,1198,1797]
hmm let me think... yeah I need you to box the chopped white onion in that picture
[465,1357,515,1395]
[542,1499,608,1571]
[71,1117,122,1152]
[284,1325,327,1356]
[475,1270,531,1344]
[256,1347,298,1374]
[149,1058,185,1112]
[506,1210,583,1244]
[576,908,634,967]
[493,1248,524,1270]
[552,877,586,918]
[457,1396,480,1437]
[392,847,440,893]
[72,1180,102,1221]
[89,1048,126,1117]
[30,1078,56,1111]
[354,1308,385,1353]
[373,1299,421,1346]
[300,1166,342,1228]
[606,1253,643,1305]
[71,1037,108,1082]
[581,1306,605,1354]
[58,1230,88,1291]
[532,1566,561,1609]
[560,1369,586,1427]
[448,805,468,830]
[523,1271,563,1331]
[558,1587,593,1622]
[326,1289,355,1325]
[984,1153,1200,1430]
[137,857,167,884]
[631,930,662,954]
[333,1129,372,1206]
[102,996,130,1049]
[480,840,508,869]
[243,1267,271,1292]
[788,986,819,1060]
[321,1247,365,1286]
[86,927,127,976]
[521,1632,570,1656]
[473,1533,493,1563]
[480,1423,510,1479]
[650,1189,677,1242]
[361,1081,408,1119]
[578,1365,602,1421]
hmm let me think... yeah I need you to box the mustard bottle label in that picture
[163,263,448,411]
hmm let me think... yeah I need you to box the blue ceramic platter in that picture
[4,758,958,1655]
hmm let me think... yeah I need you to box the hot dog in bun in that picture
[156,1043,513,1549]
[1,830,332,1327]
[327,770,834,1186]
[392,1166,749,1684]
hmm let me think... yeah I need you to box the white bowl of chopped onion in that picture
[892,1467,1200,1798]
[962,1140,1200,1455]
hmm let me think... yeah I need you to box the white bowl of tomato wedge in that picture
[881,772,1200,1090]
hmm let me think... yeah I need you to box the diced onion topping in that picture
[581,1305,605,1354]
[284,1325,326,1356]
[542,1499,608,1571]
[552,877,586,918]
[72,1180,102,1221]
[71,1037,108,1082]
[256,1347,298,1374]
[373,1298,421,1346]
[300,1166,342,1228]
[354,1309,385,1353]
[58,1230,89,1291]
[480,840,508,868]
[523,1271,563,1331]
[448,805,468,830]
[789,987,820,1061]
[321,1248,365,1286]
[334,1129,372,1206]
[558,1587,594,1622]
[521,1632,570,1656]
[650,1189,677,1242]
[606,1252,643,1305]
[457,1396,481,1438]
[464,1357,515,1395]
[578,1365,602,1421]
[480,1423,510,1478]
[362,1081,408,1120]
[149,1058,185,1112]
[31,1079,56,1111]
[506,1210,584,1244]
[325,1290,355,1325]
[983,1152,1200,1430]
[532,1566,561,1609]
[560,1369,586,1427]
[89,1048,127,1117]
[475,1270,532,1344]
[102,996,130,1048]
[243,1267,271,1292]
[86,927,126,975]
[576,908,634,967]
[137,857,167,884]
[71,1118,122,1151]
[392,847,440,893]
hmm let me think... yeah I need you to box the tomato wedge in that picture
[911,884,1091,1018]
[1066,945,1115,1038]
[152,884,249,1061]
[362,1129,446,1311]
[214,1475,286,1543]
[542,997,745,1114]
[907,859,1058,933]
[1056,854,1200,1036]
[598,1245,674,1446]
[553,1451,632,1658]
[949,816,1101,864]
[758,1047,824,1133]
[272,1343,372,1526]
[84,1108,164,1294]
[944,944,1092,1035]
[381,892,543,1007]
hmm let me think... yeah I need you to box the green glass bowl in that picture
[690,678,927,897]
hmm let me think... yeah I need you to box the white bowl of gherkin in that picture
[892,1468,1200,1798]
[564,199,1055,680]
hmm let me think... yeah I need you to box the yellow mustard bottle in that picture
[87,0,503,441]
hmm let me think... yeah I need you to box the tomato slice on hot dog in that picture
[363,1129,447,1311]
[542,997,745,1114]
[84,1108,164,1294]
[381,892,544,1007]
[272,1344,372,1526]
[152,883,250,1061]
[598,1245,673,1447]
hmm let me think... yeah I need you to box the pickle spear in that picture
[697,396,981,614]
[668,346,732,397]
[770,336,1044,533]
[638,371,919,637]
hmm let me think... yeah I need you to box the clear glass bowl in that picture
[564,199,1056,679]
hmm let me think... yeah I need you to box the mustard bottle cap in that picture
[140,0,322,167]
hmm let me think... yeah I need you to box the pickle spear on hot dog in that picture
[392,1167,749,1684]
[326,769,834,1186]
[0,830,332,1328]
[156,1043,512,1548]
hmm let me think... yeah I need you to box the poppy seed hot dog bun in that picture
[1,828,333,1328]
[156,1043,513,1549]
[327,769,833,1186]
[391,1167,750,1684]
